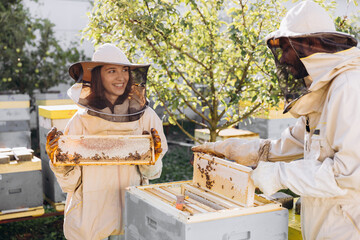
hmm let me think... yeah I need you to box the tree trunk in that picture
[209,129,217,142]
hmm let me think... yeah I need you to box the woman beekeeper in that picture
[46,43,167,240]
[192,1,360,239]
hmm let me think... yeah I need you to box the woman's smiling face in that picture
[101,64,130,104]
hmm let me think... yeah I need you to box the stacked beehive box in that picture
[31,91,74,129]
[0,148,44,220]
[125,153,288,240]
[38,104,79,209]
[194,128,259,143]
[0,94,31,148]
[239,102,297,139]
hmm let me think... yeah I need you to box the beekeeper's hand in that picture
[191,142,225,158]
[251,161,285,196]
[143,128,162,161]
[46,127,63,161]
[192,139,266,167]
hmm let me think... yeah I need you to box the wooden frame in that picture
[130,181,282,223]
[52,135,155,166]
[192,152,255,207]
[126,153,282,223]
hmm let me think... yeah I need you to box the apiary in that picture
[0,94,31,148]
[0,154,43,212]
[125,153,288,240]
[53,135,155,166]
[38,104,78,205]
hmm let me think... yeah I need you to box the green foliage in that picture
[83,0,360,142]
[151,144,193,184]
[0,0,88,98]
[83,0,288,142]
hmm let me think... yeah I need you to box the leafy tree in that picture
[83,0,359,142]
[84,0,287,142]
[0,0,87,109]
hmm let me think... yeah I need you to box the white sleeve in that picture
[264,75,360,197]
[268,117,305,162]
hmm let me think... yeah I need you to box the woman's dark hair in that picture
[87,65,133,108]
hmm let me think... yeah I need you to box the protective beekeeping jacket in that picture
[50,85,168,240]
[200,1,360,239]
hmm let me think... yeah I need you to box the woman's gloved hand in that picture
[46,127,63,161]
[143,128,162,161]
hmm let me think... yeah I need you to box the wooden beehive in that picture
[125,153,288,240]
[52,135,155,166]
[191,152,255,207]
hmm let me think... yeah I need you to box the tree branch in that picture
[153,86,202,143]
[218,102,261,130]
[144,36,211,122]
[174,66,211,109]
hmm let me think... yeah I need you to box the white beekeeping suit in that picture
[192,1,360,239]
[48,44,168,240]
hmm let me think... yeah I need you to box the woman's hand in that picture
[46,127,63,161]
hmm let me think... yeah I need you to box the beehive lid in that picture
[192,152,255,207]
[38,105,79,119]
[53,135,155,166]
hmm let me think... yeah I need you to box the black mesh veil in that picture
[267,33,357,113]
[69,64,150,122]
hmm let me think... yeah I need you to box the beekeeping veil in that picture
[68,43,150,122]
[265,1,357,113]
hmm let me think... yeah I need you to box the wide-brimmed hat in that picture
[69,43,150,82]
[265,0,357,43]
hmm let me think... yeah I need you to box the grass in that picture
[0,205,65,240]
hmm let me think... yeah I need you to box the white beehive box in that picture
[125,153,288,240]
[0,156,43,213]
[53,135,155,166]
[0,94,31,148]
[38,105,78,205]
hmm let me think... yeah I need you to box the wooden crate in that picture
[53,135,155,166]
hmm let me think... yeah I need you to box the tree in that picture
[0,0,87,109]
[83,0,359,142]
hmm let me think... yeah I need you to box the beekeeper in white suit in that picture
[46,43,167,240]
[192,1,360,239]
